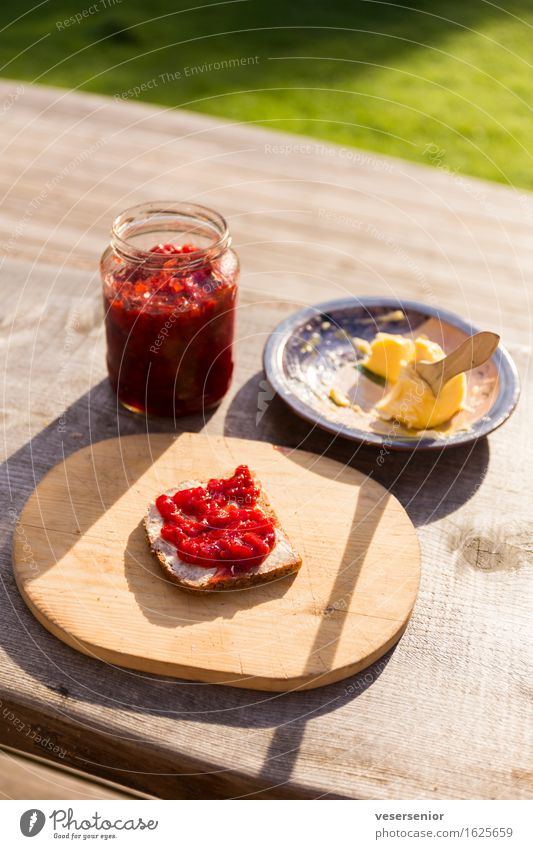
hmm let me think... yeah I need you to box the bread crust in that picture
[144,476,301,592]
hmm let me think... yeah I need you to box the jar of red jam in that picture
[101,202,239,417]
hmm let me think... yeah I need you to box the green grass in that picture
[2,1,533,188]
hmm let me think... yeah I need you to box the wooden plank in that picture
[0,256,530,800]
[0,82,531,799]
[0,79,531,345]
[0,749,135,800]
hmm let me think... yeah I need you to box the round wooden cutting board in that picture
[13,433,420,691]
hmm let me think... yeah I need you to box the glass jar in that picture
[101,202,239,417]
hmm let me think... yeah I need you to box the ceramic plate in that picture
[263,298,520,450]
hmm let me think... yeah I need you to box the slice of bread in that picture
[144,475,302,592]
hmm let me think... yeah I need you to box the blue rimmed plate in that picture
[263,298,520,450]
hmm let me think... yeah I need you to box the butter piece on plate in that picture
[364,333,467,429]
[362,333,415,382]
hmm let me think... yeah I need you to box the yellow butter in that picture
[376,366,467,429]
[352,337,371,356]
[414,336,445,364]
[329,387,351,407]
[361,333,415,382]
[363,332,467,429]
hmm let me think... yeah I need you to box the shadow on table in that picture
[0,378,392,735]
[223,371,490,527]
[2,377,218,597]
[0,371,465,795]
[222,371,490,789]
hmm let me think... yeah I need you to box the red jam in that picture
[102,241,237,417]
[156,465,276,571]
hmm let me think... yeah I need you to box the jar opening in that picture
[110,202,231,268]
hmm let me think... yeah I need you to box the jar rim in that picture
[110,201,231,267]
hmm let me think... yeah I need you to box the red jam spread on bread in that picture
[155,465,276,570]
[103,242,236,417]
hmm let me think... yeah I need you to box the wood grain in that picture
[0,81,531,799]
[0,749,135,800]
[13,433,420,691]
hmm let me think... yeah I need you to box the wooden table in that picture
[0,80,531,800]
